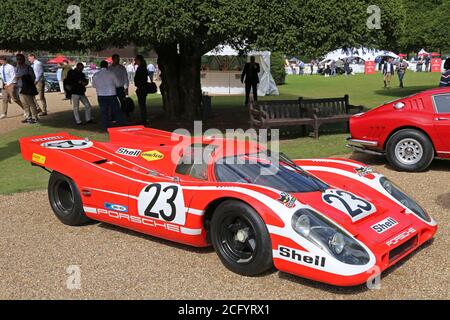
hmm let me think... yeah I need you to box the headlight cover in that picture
[291,209,370,265]
[380,177,431,222]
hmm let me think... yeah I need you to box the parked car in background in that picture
[347,87,450,172]
[43,63,59,73]
[44,72,60,92]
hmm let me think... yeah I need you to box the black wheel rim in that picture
[218,213,257,264]
[54,180,75,214]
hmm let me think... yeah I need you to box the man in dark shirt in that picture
[241,56,260,105]
[66,63,93,125]
[439,58,450,87]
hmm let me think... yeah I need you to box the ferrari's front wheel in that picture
[210,200,273,276]
[48,171,91,226]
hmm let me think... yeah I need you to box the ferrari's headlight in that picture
[380,177,431,222]
[291,209,370,265]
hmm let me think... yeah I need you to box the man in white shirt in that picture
[0,56,24,119]
[108,54,129,111]
[92,60,126,131]
[147,63,156,81]
[28,54,48,116]
[126,62,135,84]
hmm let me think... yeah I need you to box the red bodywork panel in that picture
[349,87,450,158]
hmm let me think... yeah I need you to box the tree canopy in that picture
[399,0,450,53]
[0,0,408,119]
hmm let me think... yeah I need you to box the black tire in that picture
[48,171,91,226]
[210,200,273,276]
[386,129,434,172]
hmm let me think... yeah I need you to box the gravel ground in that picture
[0,153,449,300]
[0,90,73,135]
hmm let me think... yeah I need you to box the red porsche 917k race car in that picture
[20,126,437,286]
[347,87,450,172]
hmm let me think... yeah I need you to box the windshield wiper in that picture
[278,152,327,193]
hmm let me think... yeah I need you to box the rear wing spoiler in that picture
[108,126,185,146]
[19,132,97,170]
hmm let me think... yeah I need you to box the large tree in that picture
[0,0,404,120]
[399,0,450,53]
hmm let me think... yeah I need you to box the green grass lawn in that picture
[0,72,441,194]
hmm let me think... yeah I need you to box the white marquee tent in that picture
[202,45,279,96]
[320,47,399,63]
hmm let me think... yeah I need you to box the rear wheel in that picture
[210,200,273,276]
[48,172,91,226]
[386,129,434,172]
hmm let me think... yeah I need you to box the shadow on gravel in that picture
[97,222,214,254]
[277,239,434,294]
[436,193,450,210]
[349,153,449,172]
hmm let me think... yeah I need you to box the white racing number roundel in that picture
[41,140,93,150]
[138,183,186,225]
[322,189,376,222]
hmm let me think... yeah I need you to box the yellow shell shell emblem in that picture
[141,150,164,162]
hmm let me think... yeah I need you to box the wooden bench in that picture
[249,95,364,138]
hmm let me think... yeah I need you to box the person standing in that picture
[241,56,260,105]
[61,60,72,100]
[92,60,126,131]
[396,58,409,88]
[147,62,156,82]
[56,63,64,94]
[126,62,135,84]
[108,54,129,112]
[425,54,431,72]
[336,59,344,74]
[15,53,39,124]
[27,54,48,116]
[343,59,351,75]
[66,63,93,125]
[383,58,395,88]
[134,55,149,125]
[0,56,24,119]
[416,58,423,72]
[439,58,450,87]
[309,59,315,75]
[330,60,336,76]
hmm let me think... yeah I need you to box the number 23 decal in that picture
[322,189,376,221]
[138,183,186,225]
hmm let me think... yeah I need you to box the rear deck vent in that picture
[93,159,108,165]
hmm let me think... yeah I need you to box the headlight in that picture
[293,214,310,237]
[329,233,345,255]
[291,209,370,265]
[380,177,431,222]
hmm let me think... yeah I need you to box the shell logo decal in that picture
[141,150,164,162]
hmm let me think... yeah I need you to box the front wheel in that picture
[210,200,273,276]
[48,171,91,226]
[386,129,434,172]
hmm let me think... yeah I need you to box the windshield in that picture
[215,152,328,193]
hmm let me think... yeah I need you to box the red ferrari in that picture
[347,87,450,171]
[20,127,437,286]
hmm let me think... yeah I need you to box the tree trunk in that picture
[156,43,203,121]
[156,45,183,120]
